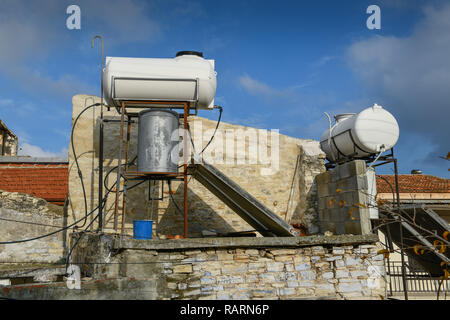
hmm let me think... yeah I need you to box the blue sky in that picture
[0,0,448,177]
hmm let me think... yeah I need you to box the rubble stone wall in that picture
[73,234,386,300]
[0,191,67,263]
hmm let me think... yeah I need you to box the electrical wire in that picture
[1,105,223,268]
[0,204,100,245]
[0,216,67,229]
[64,106,224,273]
[103,155,140,193]
[65,170,149,273]
[166,180,202,234]
[0,103,105,245]
[65,192,109,272]
[180,105,223,169]
[323,112,335,162]
[71,102,101,229]
[200,105,222,155]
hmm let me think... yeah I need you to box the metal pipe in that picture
[92,35,104,232]
[184,102,189,238]
[114,102,126,230]
[285,152,300,222]
[393,152,408,300]
[121,119,131,235]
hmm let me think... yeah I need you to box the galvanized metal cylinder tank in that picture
[137,109,179,173]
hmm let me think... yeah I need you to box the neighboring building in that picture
[376,173,450,222]
[376,173,450,299]
[0,119,18,156]
[0,157,69,205]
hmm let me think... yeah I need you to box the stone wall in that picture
[316,160,374,235]
[0,120,18,156]
[0,190,67,263]
[68,94,325,237]
[72,233,386,300]
[293,141,327,234]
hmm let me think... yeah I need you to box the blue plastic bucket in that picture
[133,220,153,240]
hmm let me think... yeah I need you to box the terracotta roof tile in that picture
[376,174,450,194]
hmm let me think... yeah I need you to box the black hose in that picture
[65,188,111,273]
[167,180,184,217]
[376,174,396,204]
[179,105,223,169]
[0,201,101,245]
[103,156,138,193]
[201,106,222,155]
[71,103,101,228]
[65,162,145,274]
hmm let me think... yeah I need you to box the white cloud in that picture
[18,143,68,158]
[347,3,450,166]
[0,99,13,107]
[312,56,335,68]
[239,74,282,97]
[238,74,314,100]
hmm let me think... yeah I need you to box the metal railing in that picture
[387,261,450,297]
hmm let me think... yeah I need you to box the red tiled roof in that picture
[0,163,68,205]
[376,174,450,194]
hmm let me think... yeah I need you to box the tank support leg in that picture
[184,102,189,238]
[114,102,126,231]
[121,117,131,235]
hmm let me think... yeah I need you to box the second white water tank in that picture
[103,51,217,110]
[320,104,399,161]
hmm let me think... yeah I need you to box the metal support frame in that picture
[148,180,164,201]
[92,35,104,232]
[393,155,409,300]
[183,102,189,238]
[109,76,200,113]
[109,100,191,238]
[320,128,374,165]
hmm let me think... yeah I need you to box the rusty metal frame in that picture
[112,100,191,238]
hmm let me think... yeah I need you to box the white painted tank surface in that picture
[320,104,399,161]
[103,51,217,109]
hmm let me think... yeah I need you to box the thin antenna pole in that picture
[92,35,104,232]
[392,148,408,300]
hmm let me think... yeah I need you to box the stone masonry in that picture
[66,233,387,300]
[0,190,67,263]
[0,119,18,156]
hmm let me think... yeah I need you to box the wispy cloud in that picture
[0,99,13,107]
[18,143,68,158]
[238,74,314,100]
[312,55,336,68]
[239,74,283,97]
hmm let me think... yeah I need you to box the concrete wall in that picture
[316,160,373,235]
[0,191,67,263]
[68,94,325,237]
[71,233,386,300]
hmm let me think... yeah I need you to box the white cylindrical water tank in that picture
[103,51,217,110]
[320,104,399,161]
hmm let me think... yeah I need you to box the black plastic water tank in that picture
[176,51,204,58]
